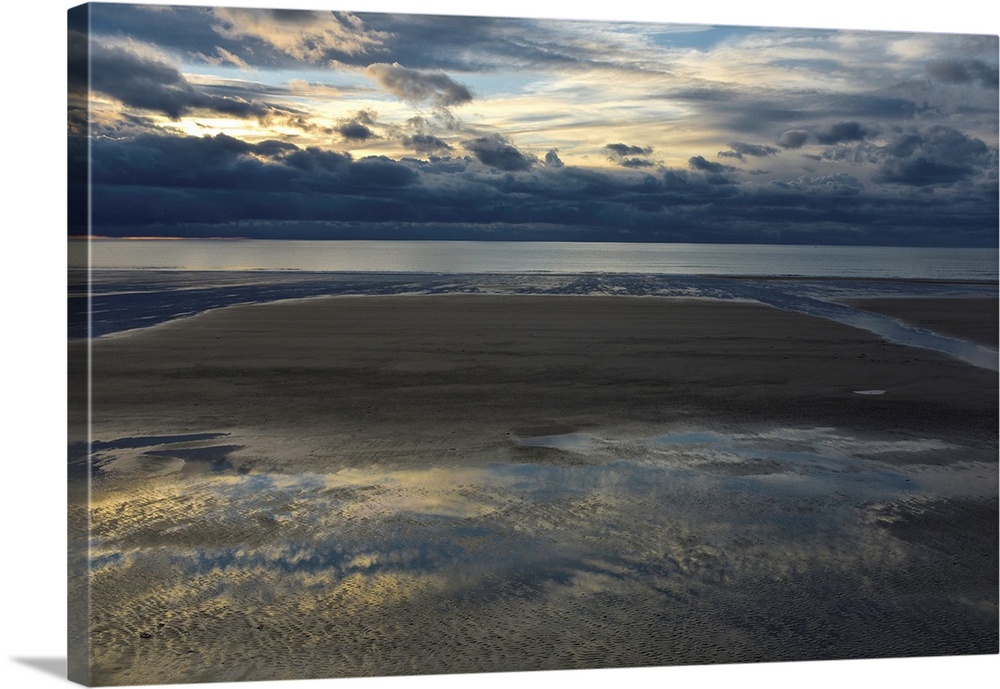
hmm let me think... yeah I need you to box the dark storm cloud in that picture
[364,63,473,106]
[402,134,453,154]
[349,156,421,188]
[618,158,657,169]
[815,121,871,145]
[544,150,565,168]
[781,122,878,154]
[875,158,974,187]
[462,135,536,171]
[337,122,375,141]
[605,143,654,159]
[336,111,379,141]
[872,125,996,186]
[81,131,997,246]
[719,142,781,159]
[253,139,300,157]
[69,32,276,120]
[804,124,996,188]
[926,59,999,89]
[778,130,810,149]
[604,143,656,168]
[88,4,231,58]
[688,156,729,174]
[88,132,424,193]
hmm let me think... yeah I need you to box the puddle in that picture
[92,432,229,451]
[85,433,235,477]
[143,445,243,476]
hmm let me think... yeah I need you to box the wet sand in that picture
[843,297,998,347]
[71,296,999,685]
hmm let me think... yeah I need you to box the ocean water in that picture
[68,239,998,369]
[72,239,999,281]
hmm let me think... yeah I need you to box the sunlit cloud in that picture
[211,7,389,61]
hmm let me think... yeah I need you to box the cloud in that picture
[813,142,880,164]
[463,134,536,171]
[364,63,473,106]
[770,173,865,196]
[344,12,673,76]
[605,143,653,159]
[926,59,999,89]
[544,149,565,168]
[778,130,810,149]
[80,130,997,246]
[872,125,995,186]
[191,46,252,70]
[688,156,730,174]
[72,34,275,120]
[211,7,387,61]
[402,134,453,154]
[604,143,656,168]
[809,124,997,187]
[663,86,918,139]
[89,132,422,193]
[336,110,379,142]
[719,142,781,160]
[815,121,871,145]
[348,156,420,188]
[337,122,375,141]
[618,158,657,169]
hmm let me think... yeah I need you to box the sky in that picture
[68,2,998,245]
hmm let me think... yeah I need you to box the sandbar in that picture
[79,295,997,464]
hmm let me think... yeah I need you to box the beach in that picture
[70,294,998,684]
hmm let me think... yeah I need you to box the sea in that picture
[72,239,998,280]
[68,239,999,369]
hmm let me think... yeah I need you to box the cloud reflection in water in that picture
[86,426,998,681]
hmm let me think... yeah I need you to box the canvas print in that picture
[67,2,999,686]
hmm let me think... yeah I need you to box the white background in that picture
[2,1,998,688]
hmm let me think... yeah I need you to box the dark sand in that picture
[71,296,999,685]
[83,295,997,456]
